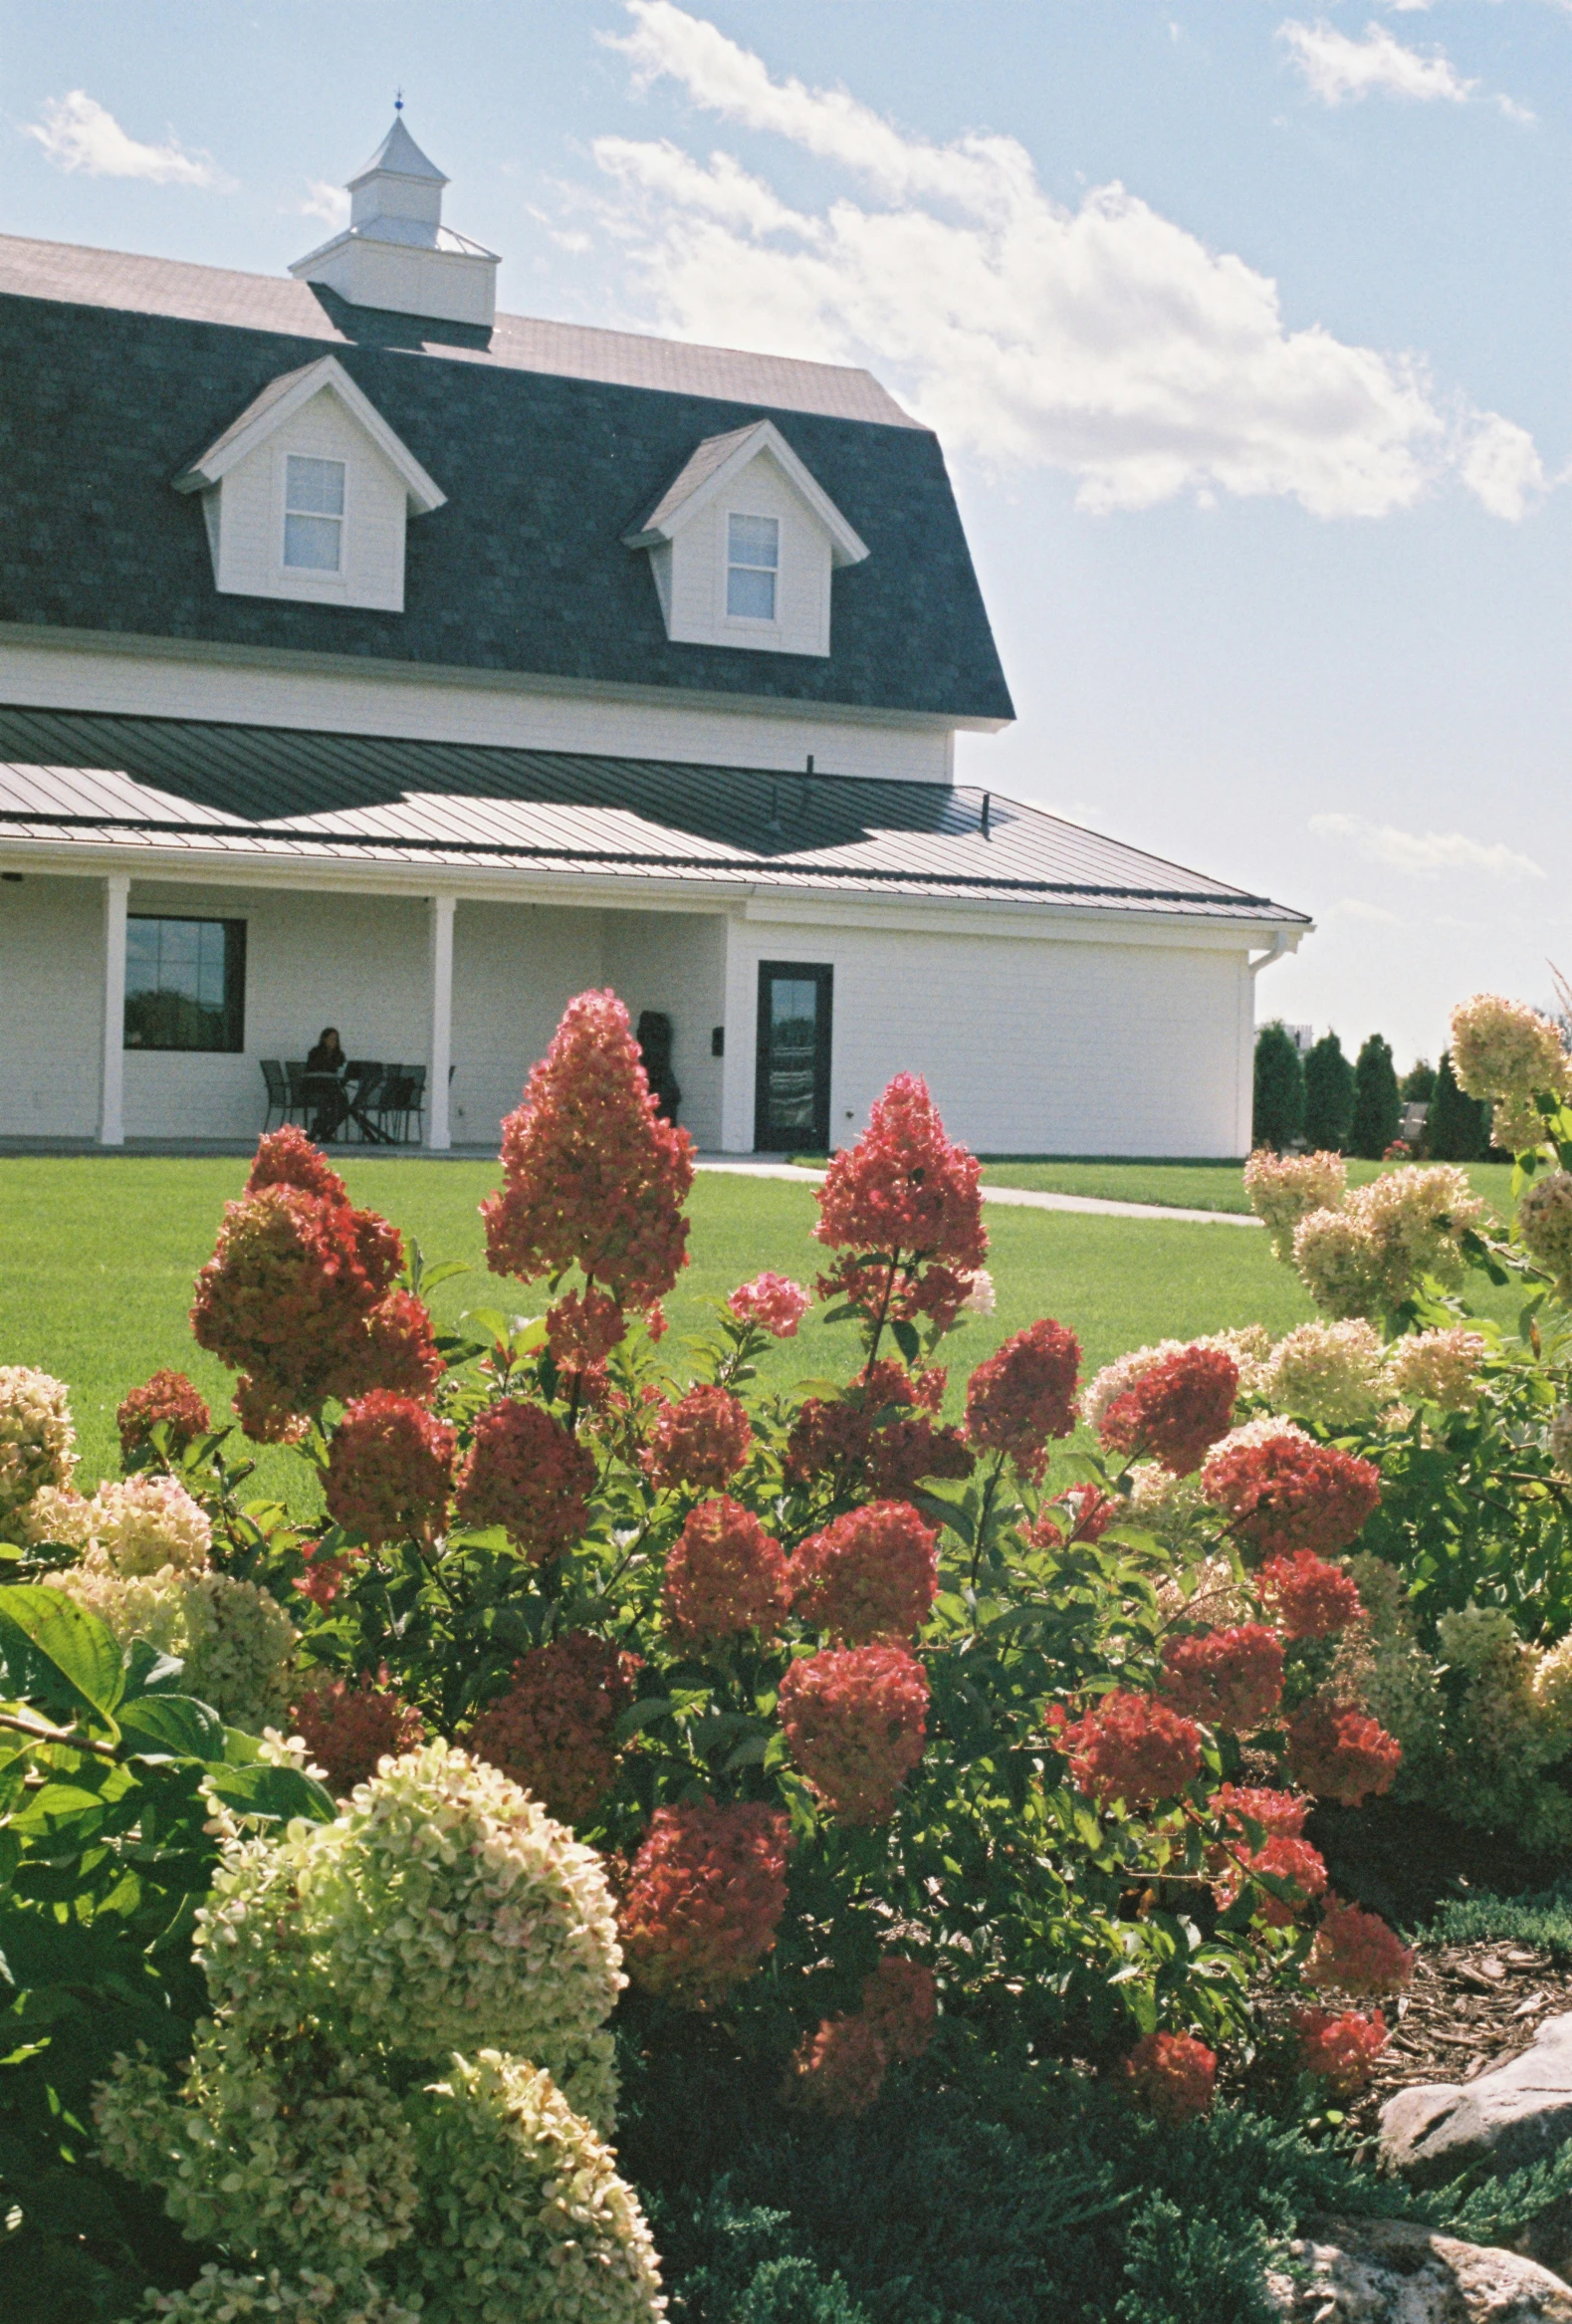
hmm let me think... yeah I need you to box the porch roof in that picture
[0,705,1308,927]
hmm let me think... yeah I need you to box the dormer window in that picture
[727,514,779,621]
[284,456,346,574]
[174,354,444,612]
[625,419,868,660]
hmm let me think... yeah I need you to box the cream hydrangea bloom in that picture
[394,2051,666,2324]
[1385,1327,1488,1414]
[1123,1462,1212,1552]
[53,1558,296,1731]
[1243,1149,1348,1262]
[0,1366,76,1543]
[1261,1320,1386,1426]
[1531,1634,1572,1737]
[136,2264,419,2322]
[1451,994,1570,1105]
[198,1741,624,2131]
[1550,1406,1572,1477]
[20,1485,98,1551]
[96,2029,419,2270]
[1293,1168,1487,1320]
[90,1474,212,1575]
[1517,1171,1572,1302]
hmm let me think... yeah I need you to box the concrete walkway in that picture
[693,1156,1261,1228]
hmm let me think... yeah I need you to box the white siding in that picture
[0,637,957,784]
[116,881,430,1139]
[720,916,1254,1159]
[0,874,104,1135]
[210,389,410,611]
[659,452,832,658]
[449,900,607,1147]
[602,909,728,1150]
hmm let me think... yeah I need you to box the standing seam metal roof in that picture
[0,706,1308,925]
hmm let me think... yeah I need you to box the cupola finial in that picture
[289,110,499,329]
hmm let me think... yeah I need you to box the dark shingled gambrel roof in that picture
[0,235,1012,723]
[0,705,1309,926]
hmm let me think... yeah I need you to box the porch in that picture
[0,869,729,1153]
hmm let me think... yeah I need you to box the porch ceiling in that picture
[0,704,1307,926]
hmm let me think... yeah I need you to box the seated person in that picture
[305,1025,347,1142]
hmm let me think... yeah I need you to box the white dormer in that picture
[624,419,869,659]
[289,115,500,330]
[173,354,445,611]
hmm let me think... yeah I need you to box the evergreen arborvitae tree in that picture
[1348,1034,1402,1159]
[1400,1058,1437,1105]
[1428,1046,1487,1162]
[1302,1033,1355,1153]
[1252,1023,1305,1151]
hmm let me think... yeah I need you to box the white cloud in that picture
[1310,813,1545,880]
[586,3,1539,519]
[23,91,233,189]
[296,178,349,231]
[1279,20,1473,105]
[1324,897,1404,924]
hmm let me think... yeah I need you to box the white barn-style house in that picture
[0,116,1307,1158]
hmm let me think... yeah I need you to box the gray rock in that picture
[1264,2215,1572,2321]
[1380,2014,1572,2189]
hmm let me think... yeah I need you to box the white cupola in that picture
[290,113,500,330]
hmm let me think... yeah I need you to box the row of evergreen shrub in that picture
[1252,1025,1491,1159]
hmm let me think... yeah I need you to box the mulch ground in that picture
[1347,1940,1572,2137]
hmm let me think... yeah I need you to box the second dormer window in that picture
[727,512,779,620]
[284,455,345,573]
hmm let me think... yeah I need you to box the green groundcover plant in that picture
[10,982,1572,2315]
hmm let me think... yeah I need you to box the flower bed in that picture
[8,984,1572,2319]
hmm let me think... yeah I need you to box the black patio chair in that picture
[371,1065,412,1142]
[284,1062,310,1125]
[261,1059,290,1131]
[403,1065,427,1145]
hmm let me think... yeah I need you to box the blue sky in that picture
[2,0,1567,1067]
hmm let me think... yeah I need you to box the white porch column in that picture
[99,872,129,1147]
[427,891,455,1150]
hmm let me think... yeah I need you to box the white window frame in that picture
[279,453,348,580]
[724,510,781,628]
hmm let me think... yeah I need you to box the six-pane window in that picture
[726,512,779,620]
[124,917,246,1052]
[283,455,345,573]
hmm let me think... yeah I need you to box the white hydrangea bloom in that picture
[197,1741,624,2131]
[1261,1320,1386,1426]
[1124,1461,1212,1550]
[393,2051,665,2324]
[96,2030,419,2270]
[1451,993,1570,1108]
[1531,1635,1572,1736]
[1293,1168,1488,1320]
[51,1560,296,1731]
[1436,1603,1522,1675]
[1550,1407,1572,1478]
[0,1366,76,1543]
[1385,1327,1488,1415]
[136,2264,419,2322]
[1242,1149,1348,1261]
[959,1269,996,1317]
[1518,1171,1572,1301]
[91,1474,212,1575]
[20,1485,98,1551]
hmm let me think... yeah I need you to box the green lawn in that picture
[978,1156,1517,1218]
[0,1154,1527,1499]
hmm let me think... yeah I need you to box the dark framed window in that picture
[124,916,246,1052]
[756,962,832,1153]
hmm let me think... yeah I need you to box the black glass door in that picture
[755,963,832,1152]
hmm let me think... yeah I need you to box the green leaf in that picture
[121,1638,187,1700]
[418,1260,471,1292]
[613,1697,676,1743]
[117,1697,226,1764]
[206,1760,336,1824]
[891,1319,921,1365]
[0,1586,124,1729]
